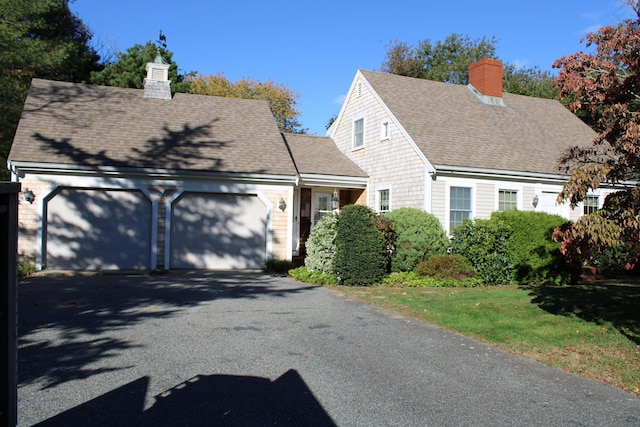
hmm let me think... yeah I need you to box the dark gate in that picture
[0,183,20,426]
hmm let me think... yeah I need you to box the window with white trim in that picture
[450,186,472,229]
[353,118,364,149]
[381,120,390,140]
[498,189,517,211]
[313,192,332,227]
[378,189,390,212]
[583,195,599,215]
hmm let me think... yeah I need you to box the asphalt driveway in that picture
[17,272,640,426]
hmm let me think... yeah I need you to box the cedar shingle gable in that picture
[9,79,298,176]
[359,70,597,176]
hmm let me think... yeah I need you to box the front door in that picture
[313,191,333,228]
[297,188,312,258]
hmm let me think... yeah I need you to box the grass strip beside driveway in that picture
[329,281,640,397]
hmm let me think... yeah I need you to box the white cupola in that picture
[143,50,172,100]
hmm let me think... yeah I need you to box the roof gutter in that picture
[298,173,368,188]
[433,164,569,183]
[8,160,299,185]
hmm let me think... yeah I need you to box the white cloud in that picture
[511,59,529,70]
[577,24,602,37]
[333,94,346,105]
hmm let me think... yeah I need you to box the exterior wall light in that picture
[23,189,35,204]
[532,195,539,208]
[278,198,287,212]
[331,191,340,210]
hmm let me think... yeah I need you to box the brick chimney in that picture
[468,58,503,98]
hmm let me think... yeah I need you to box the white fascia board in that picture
[9,161,298,185]
[433,164,569,184]
[434,165,636,190]
[298,173,368,188]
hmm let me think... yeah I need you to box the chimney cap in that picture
[468,58,502,70]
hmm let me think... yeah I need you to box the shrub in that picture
[451,218,514,285]
[289,266,337,285]
[264,258,297,274]
[18,262,36,280]
[491,210,579,285]
[334,205,387,286]
[383,208,449,272]
[304,213,338,274]
[382,271,426,287]
[416,254,476,280]
[375,214,396,272]
[381,271,482,288]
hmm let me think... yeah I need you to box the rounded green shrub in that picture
[451,218,514,285]
[304,213,338,274]
[334,205,387,286]
[383,208,449,272]
[491,210,579,285]
[416,254,476,280]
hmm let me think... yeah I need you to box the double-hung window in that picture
[583,195,599,215]
[498,190,518,211]
[450,186,472,230]
[378,189,390,213]
[353,118,364,149]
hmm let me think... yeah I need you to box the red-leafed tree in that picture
[552,0,640,270]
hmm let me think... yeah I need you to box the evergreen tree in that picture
[0,0,101,179]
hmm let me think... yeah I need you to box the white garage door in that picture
[536,191,566,218]
[46,189,152,270]
[170,193,267,269]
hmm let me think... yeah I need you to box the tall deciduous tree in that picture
[381,33,558,99]
[0,0,101,179]
[90,32,193,93]
[188,73,306,134]
[552,0,640,269]
[382,34,498,84]
[503,64,559,99]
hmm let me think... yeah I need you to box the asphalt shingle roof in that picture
[283,133,367,177]
[9,78,298,176]
[360,70,597,176]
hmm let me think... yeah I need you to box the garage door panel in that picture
[46,189,152,270]
[171,193,267,269]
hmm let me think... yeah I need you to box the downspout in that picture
[425,166,436,213]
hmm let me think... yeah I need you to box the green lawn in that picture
[330,280,640,396]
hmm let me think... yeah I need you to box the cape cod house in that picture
[8,58,610,271]
[327,59,615,233]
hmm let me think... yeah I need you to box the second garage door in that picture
[170,192,267,269]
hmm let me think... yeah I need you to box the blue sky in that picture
[70,0,635,135]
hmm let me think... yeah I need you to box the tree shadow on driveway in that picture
[18,272,318,389]
[34,369,336,427]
